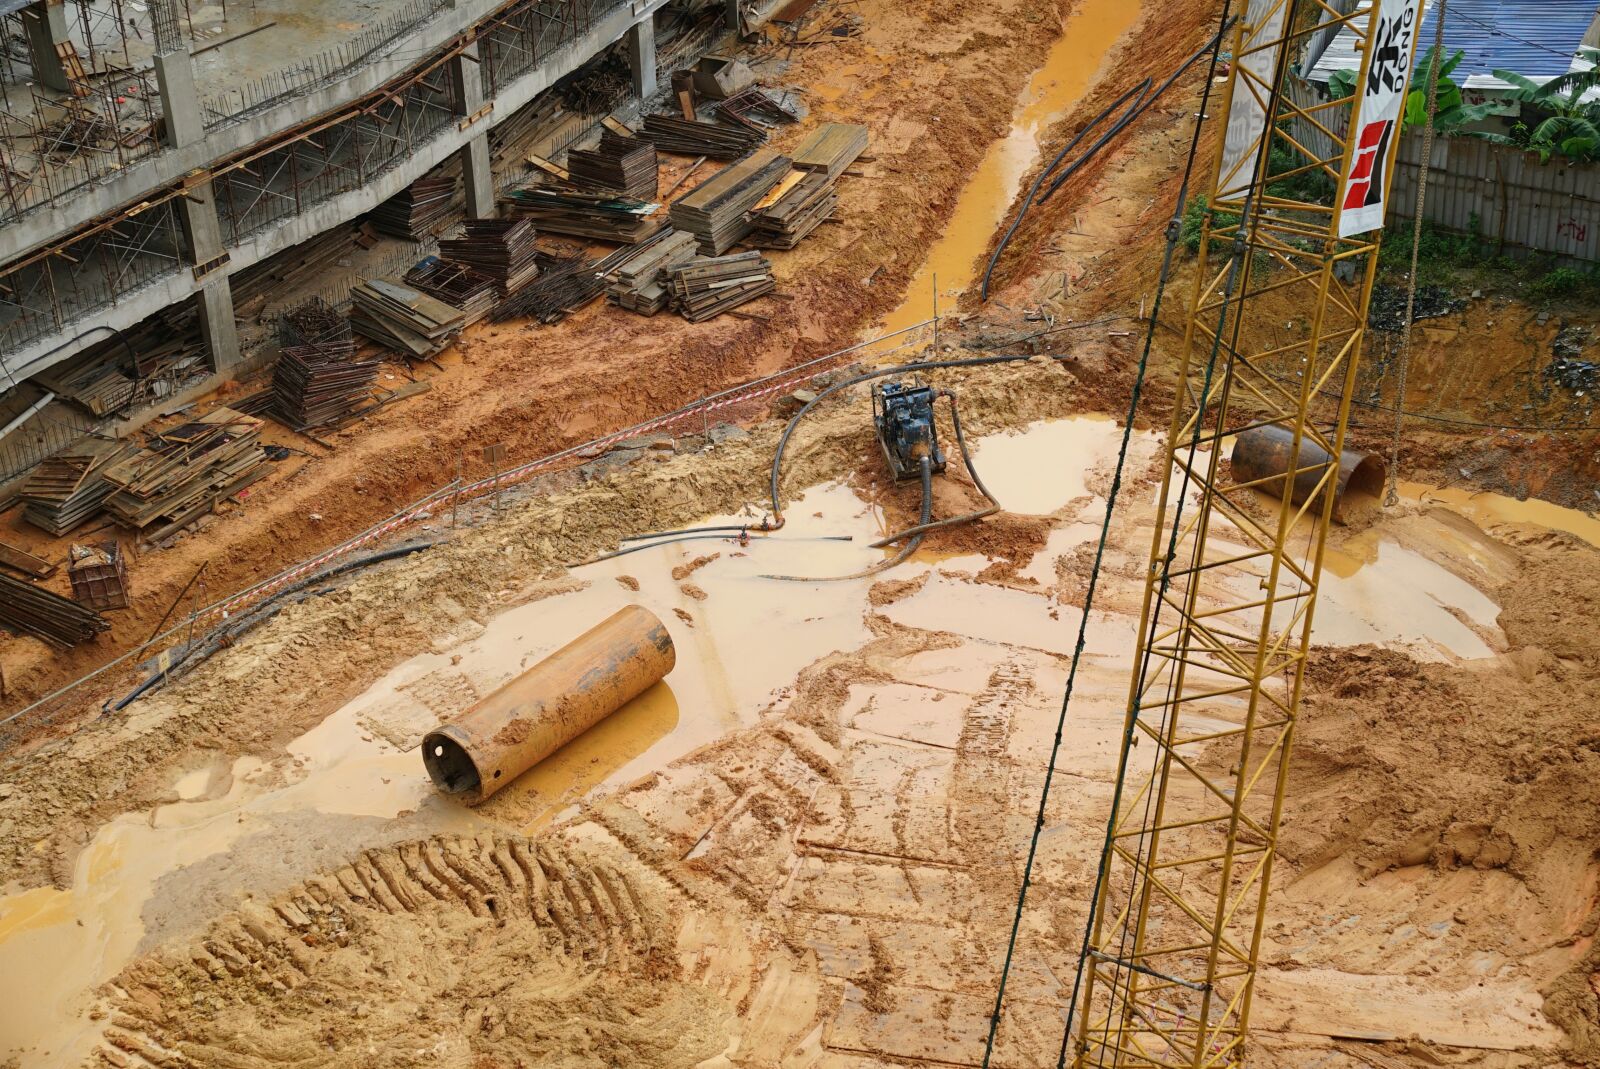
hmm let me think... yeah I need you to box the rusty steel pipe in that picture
[1229,426,1386,526]
[423,605,675,804]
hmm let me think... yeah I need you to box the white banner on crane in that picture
[1337,0,1421,237]
[1215,0,1291,204]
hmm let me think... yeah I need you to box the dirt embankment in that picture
[0,0,1076,710]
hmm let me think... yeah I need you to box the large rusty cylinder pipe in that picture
[1229,425,1386,526]
[423,605,675,804]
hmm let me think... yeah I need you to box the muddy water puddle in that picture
[879,0,1144,333]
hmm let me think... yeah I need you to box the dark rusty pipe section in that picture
[1229,426,1386,526]
[423,605,675,804]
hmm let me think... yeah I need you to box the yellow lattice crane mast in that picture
[1069,1,1422,1065]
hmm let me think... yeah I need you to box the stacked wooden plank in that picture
[748,170,837,249]
[19,437,134,536]
[667,252,775,322]
[669,150,793,255]
[567,131,659,199]
[403,257,498,325]
[370,176,458,239]
[792,122,870,180]
[272,341,382,430]
[505,187,664,243]
[640,113,764,159]
[101,408,267,538]
[438,220,540,296]
[349,279,466,360]
[232,224,364,319]
[606,229,700,315]
[0,570,109,648]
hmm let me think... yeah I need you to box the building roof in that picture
[1308,0,1600,91]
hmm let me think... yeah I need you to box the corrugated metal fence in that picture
[1286,76,1600,264]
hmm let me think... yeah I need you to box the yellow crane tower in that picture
[1069,0,1424,1065]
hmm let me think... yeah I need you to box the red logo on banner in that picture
[1343,118,1395,212]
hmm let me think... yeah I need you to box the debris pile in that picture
[1368,283,1464,331]
[492,248,607,324]
[640,113,764,158]
[349,279,466,360]
[505,187,664,243]
[101,408,267,539]
[0,570,109,648]
[606,229,700,314]
[438,219,541,295]
[272,340,382,430]
[566,130,659,199]
[670,150,792,254]
[717,87,800,130]
[369,175,458,240]
[18,438,134,536]
[667,251,774,321]
[280,298,351,347]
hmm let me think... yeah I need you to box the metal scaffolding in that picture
[1069,0,1419,1065]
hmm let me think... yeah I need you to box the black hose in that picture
[979,17,1236,301]
[763,456,933,582]
[768,353,1046,528]
[104,538,443,714]
[619,524,766,542]
[569,531,853,567]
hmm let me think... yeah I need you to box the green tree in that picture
[1329,46,1506,135]
[1476,46,1600,162]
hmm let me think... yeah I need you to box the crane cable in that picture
[1386,0,1448,506]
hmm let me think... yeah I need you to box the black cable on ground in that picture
[104,538,443,714]
[569,531,852,567]
[762,456,932,582]
[979,17,1237,302]
[977,6,1235,1065]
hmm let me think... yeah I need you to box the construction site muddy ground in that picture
[2,0,1599,1067]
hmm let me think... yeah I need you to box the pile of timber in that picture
[667,252,775,322]
[232,224,368,320]
[403,257,498,325]
[370,175,458,239]
[640,113,764,159]
[438,219,540,295]
[19,437,134,536]
[567,131,659,199]
[102,408,267,539]
[747,170,837,249]
[36,308,206,417]
[606,229,699,315]
[0,571,109,648]
[717,87,799,129]
[504,187,664,243]
[349,279,466,360]
[272,340,381,430]
[793,122,870,180]
[669,150,793,255]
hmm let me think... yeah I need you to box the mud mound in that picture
[93,836,730,1069]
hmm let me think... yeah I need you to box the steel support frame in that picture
[1069,2,1402,1067]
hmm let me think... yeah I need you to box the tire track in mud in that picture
[92,835,728,1069]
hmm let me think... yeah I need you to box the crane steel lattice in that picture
[1070,1,1420,1066]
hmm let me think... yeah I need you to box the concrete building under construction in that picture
[0,0,743,485]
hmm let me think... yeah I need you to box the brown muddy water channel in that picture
[2,415,1594,1066]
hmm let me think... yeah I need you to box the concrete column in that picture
[627,16,657,100]
[447,44,495,218]
[20,1,71,94]
[724,0,741,34]
[150,0,204,148]
[177,178,241,370]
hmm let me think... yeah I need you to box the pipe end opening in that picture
[422,731,481,797]
[1336,454,1387,526]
